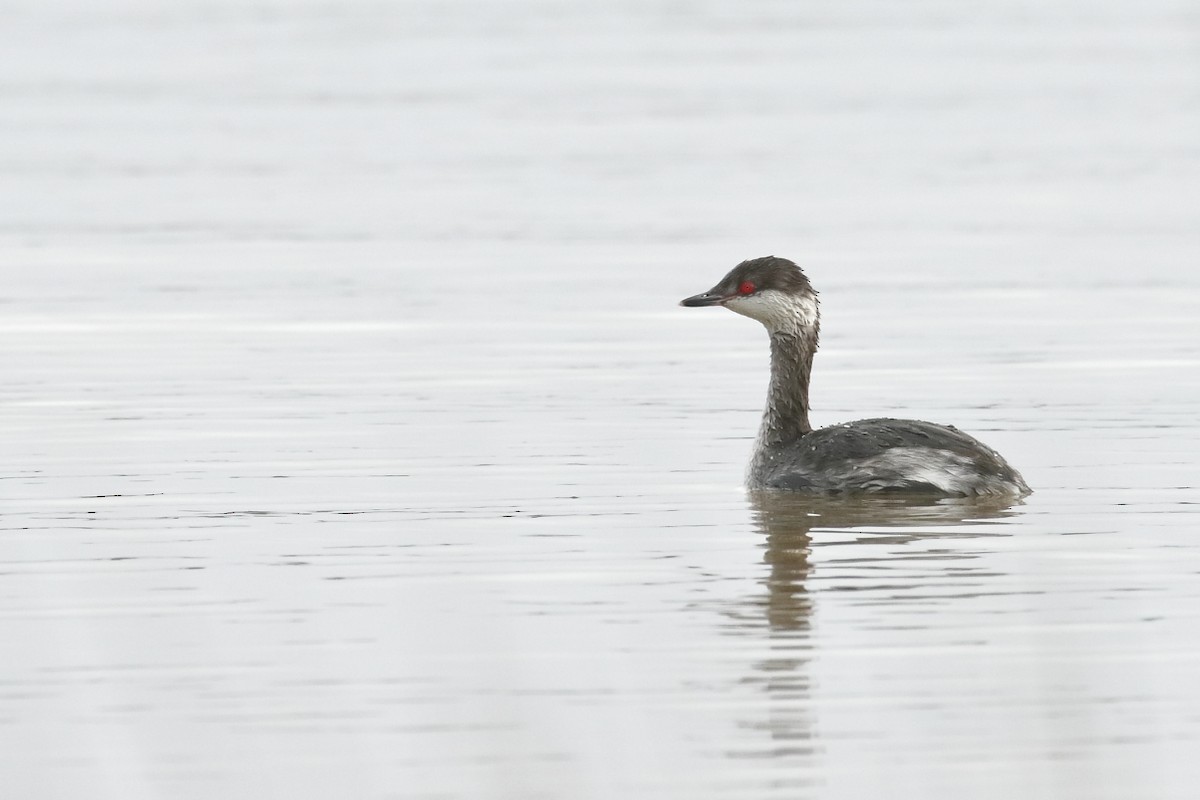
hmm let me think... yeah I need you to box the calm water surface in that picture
[3,1,1199,798]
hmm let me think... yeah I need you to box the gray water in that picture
[3,1,1200,798]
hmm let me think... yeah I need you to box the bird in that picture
[680,256,1030,496]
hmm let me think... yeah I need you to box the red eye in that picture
[738,281,756,296]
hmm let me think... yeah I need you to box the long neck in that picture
[759,330,816,445]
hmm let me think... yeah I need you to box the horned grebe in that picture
[680,256,1030,496]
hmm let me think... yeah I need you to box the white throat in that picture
[724,289,819,335]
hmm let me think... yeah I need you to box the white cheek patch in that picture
[725,289,818,334]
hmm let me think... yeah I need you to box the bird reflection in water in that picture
[728,490,1025,758]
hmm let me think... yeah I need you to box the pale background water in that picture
[2,1,1199,798]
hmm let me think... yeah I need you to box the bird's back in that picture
[750,417,1030,497]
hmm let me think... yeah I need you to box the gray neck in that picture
[759,330,816,446]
